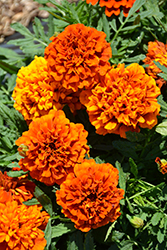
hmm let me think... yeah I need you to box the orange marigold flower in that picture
[15,110,89,186]
[0,171,35,204]
[0,191,49,250]
[44,23,112,92]
[86,0,136,17]
[56,159,124,232]
[155,157,167,174]
[0,189,12,204]
[80,63,161,138]
[12,56,62,124]
[143,40,167,88]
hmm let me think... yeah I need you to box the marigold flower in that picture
[80,63,161,138]
[0,171,35,204]
[0,189,12,204]
[143,40,167,88]
[12,56,62,124]
[56,159,124,232]
[44,23,112,93]
[86,0,136,17]
[15,110,89,186]
[0,190,49,250]
[155,157,167,174]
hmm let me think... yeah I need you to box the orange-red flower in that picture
[15,110,89,186]
[86,0,136,17]
[44,23,112,93]
[80,63,161,138]
[12,56,62,124]
[0,189,49,250]
[56,159,124,232]
[143,40,167,88]
[0,171,36,204]
[155,157,167,174]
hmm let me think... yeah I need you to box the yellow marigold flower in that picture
[0,171,36,204]
[86,0,136,17]
[44,23,112,93]
[15,110,89,186]
[155,157,167,175]
[143,40,167,89]
[80,63,161,138]
[56,159,124,232]
[0,190,49,250]
[12,56,62,124]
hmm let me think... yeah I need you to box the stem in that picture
[33,38,48,47]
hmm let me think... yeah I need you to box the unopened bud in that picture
[155,157,167,175]
[18,144,29,157]
[130,216,144,229]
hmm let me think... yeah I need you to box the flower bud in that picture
[155,157,167,175]
[18,144,29,157]
[130,216,144,229]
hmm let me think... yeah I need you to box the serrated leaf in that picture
[23,198,40,206]
[109,19,117,32]
[127,0,146,18]
[84,231,96,250]
[10,22,34,37]
[7,170,29,177]
[154,61,167,74]
[157,229,165,243]
[94,156,105,164]
[126,131,146,142]
[44,219,52,248]
[33,17,49,43]
[121,241,133,250]
[111,230,125,242]
[67,231,84,250]
[115,161,126,192]
[129,158,138,179]
[102,13,110,41]
[0,60,19,74]
[104,221,117,242]
[151,212,163,226]
[51,223,76,238]
[156,121,167,136]
[112,140,138,160]
[34,186,53,216]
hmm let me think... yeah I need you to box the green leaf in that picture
[84,231,96,250]
[109,19,117,32]
[156,120,167,136]
[44,219,52,248]
[151,212,163,226]
[10,22,34,37]
[126,131,146,142]
[111,230,125,242]
[129,158,138,179]
[104,221,117,242]
[51,223,76,238]
[102,13,110,41]
[33,17,49,43]
[157,229,165,243]
[7,170,29,177]
[23,198,40,206]
[34,186,53,216]
[128,0,146,18]
[0,60,19,74]
[115,161,126,192]
[157,95,167,118]
[67,231,84,250]
[112,140,138,160]
[154,61,167,74]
